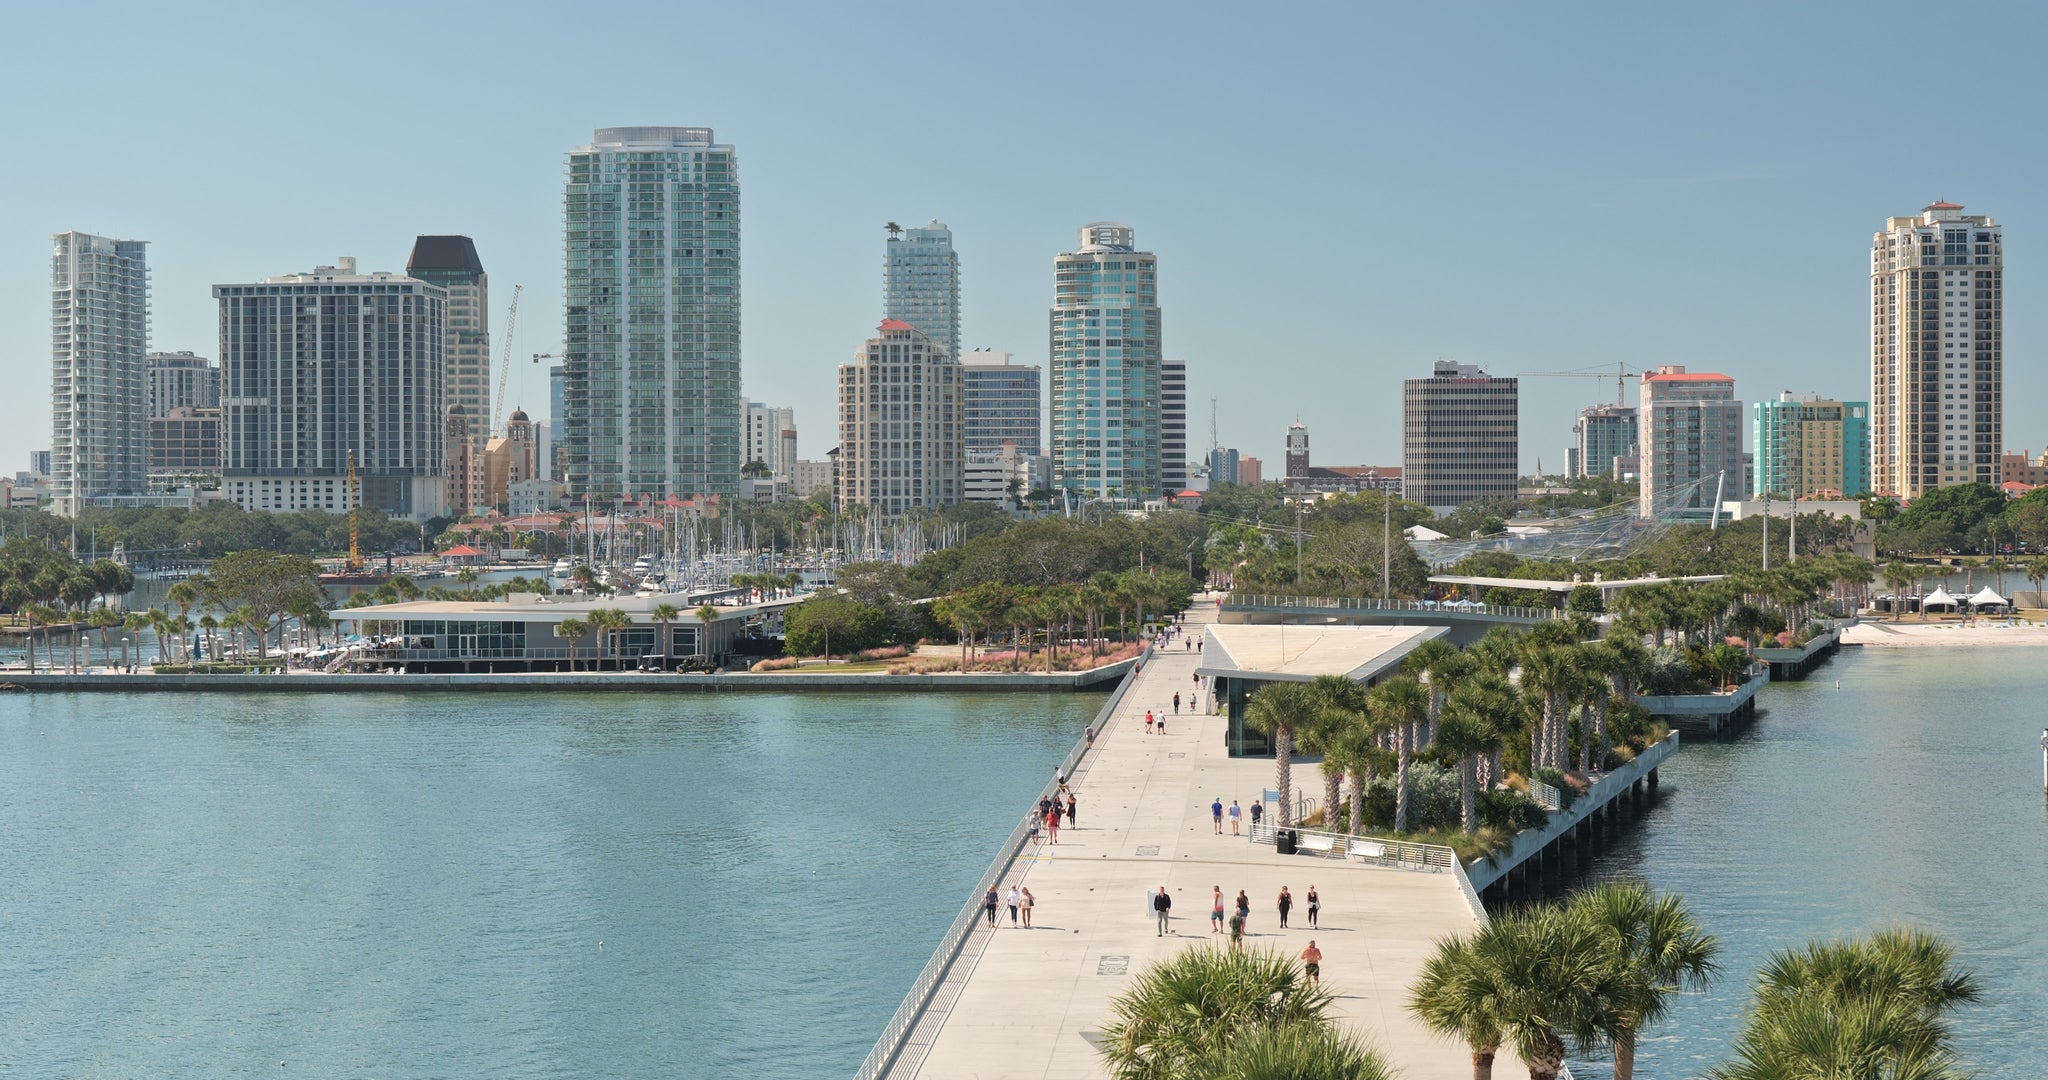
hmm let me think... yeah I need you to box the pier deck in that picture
[897,601,1504,1079]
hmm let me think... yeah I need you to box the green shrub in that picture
[1478,788,1548,831]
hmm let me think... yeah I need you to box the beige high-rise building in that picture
[837,319,962,513]
[1871,202,2002,498]
[1638,366,1741,514]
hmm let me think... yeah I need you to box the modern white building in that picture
[563,127,741,503]
[1638,366,1742,514]
[148,351,219,415]
[51,231,151,515]
[884,220,960,361]
[742,401,797,479]
[214,258,446,523]
[1871,201,2002,498]
[790,459,834,501]
[1049,223,1163,500]
[837,319,963,513]
[964,441,1048,508]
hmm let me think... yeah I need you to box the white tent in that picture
[1922,586,1959,610]
[1967,586,2009,610]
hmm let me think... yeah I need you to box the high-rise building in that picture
[214,258,446,523]
[1162,359,1189,493]
[51,231,150,514]
[1571,404,1638,480]
[1752,392,1869,500]
[1206,447,1240,487]
[1638,366,1742,513]
[1049,223,1163,499]
[148,351,219,415]
[1402,360,1518,510]
[548,362,567,481]
[837,319,963,513]
[743,401,797,478]
[563,126,740,503]
[960,350,1042,456]
[1238,456,1263,486]
[1871,201,2002,498]
[1282,422,1400,495]
[883,220,959,360]
[406,236,489,433]
[148,406,220,482]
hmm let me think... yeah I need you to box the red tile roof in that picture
[441,544,484,556]
[878,318,915,331]
[1926,201,1964,210]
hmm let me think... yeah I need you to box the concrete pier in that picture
[883,600,1516,1080]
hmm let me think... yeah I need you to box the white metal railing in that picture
[1249,822,1457,872]
[1528,777,1564,811]
[853,647,1150,1080]
[1225,592,1554,621]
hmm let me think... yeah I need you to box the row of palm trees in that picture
[547,602,719,671]
[1241,620,1661,840]
[930,569,1196,673]
[1098,881,1978,1080]
[1411,884,1977,1080]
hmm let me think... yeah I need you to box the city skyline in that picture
[1,4,2043,480]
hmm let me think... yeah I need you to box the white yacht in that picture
[549,558,573,579]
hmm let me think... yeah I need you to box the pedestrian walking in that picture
[1277,885,1293,929]
[1019,887,1035,928]
[1153,887,1172,936]
[1065,792,1077,826]
[1306,886,1320,929]
[1145,710,1155,734]
[1228,912,1246,950]
[1157,714,1167,735]
[1235,890,1251,930]
[1211,797,1224,834]
[1045,808,1059,844]
[1007,885,1021,926]
[1210,886,1226,933]
[984,887,999,927]
[1173,692,1181,714]
[1048,800,1062,828]
[1228,800,1242,836]
[1250,801,1264,827]
[1300,941,1322,985]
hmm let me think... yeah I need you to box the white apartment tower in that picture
[743,401,797,478]
[1871,201,2002,498]
[1049,223,1163,499]
[214,258,446,523]
[837,320,963,513]
[51,231,151,513]
[1162,360,1189,492]
[1638,366,1741,514]
[563,127,741,503]
[884,220,960,360]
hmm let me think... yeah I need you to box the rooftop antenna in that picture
[1210,397,1220,456]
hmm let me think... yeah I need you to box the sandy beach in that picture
[1841,619,2048,647]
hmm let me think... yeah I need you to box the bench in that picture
[1350,840,1388,863]
[1296,834,1339,856]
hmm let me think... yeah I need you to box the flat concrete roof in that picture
[330,591,796,622]
[1428,573,1726,595]
[1196,623,1446,683]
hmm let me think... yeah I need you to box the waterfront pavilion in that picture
[328,591,800,673]
[1426,571,1726,607]
[1197,623,1447,756]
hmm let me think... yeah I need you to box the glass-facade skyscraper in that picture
[884,220,959,360]
[563,126,740,503]
[51,231,151,513]
[960,349,1041,456]
[1049,223,1162,499]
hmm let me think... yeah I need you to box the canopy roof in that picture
[1922,586,1958,605]
[1968,586,2008,606]
[1196,624,1445,684]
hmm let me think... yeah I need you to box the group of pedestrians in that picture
[984,883,1037,928]
[1200,883,1321,944]
[1032,787,1076,844]
[1209,796,1266,833]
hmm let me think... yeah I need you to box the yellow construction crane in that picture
[1519,362,1643,406]
[345,449,364,573]
[492,284,522,431]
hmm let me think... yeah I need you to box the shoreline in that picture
[1840,620,2048,647]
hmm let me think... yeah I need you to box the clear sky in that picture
[3,1,2042,476]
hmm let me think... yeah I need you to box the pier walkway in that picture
[896,598,1505,1079]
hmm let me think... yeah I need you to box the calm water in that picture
[0,690,1096,1078]
[1569,646,2048,1077]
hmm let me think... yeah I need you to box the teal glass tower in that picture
[1049,223,1162,500]
[562,127,740,503]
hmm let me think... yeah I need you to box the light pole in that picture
[2040,728,2047,794]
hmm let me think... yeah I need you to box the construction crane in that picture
[492,284,522,431]
[1519,362,1643,406]
[345,449,363,573]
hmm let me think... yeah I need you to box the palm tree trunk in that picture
[1347,769,1365,836]
[1471,1048,1496,1080]
[1593,698,1610,770]
[1323,767,1341,831]
[1275,727,1293,828]
[1528,1034,1566,1080]
[1613,1034,1636,1080]
[1460,755,1476,833]
[1577,702,1592,774]
[1394,723,1412,832]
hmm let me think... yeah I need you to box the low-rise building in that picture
[2002,450,2048,488]
[508,478,565,517]
[148,406,221,487]
[964,441,1048,508]
[328,590,791,672]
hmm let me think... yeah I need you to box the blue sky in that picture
[3,1,2042,475]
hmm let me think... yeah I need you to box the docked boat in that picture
[550,558,573,579]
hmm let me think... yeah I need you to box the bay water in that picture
[0,689,1096,1078]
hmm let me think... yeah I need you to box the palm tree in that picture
[166,580,199,660]
[1409,933,1507,1080]
[1402,636,1464,745]
[555,618,589,671]
[1368,675,1428,833]
[1244,681,1321,828]
[1305,675,1367,829]
[587,608,631,669]
[1518,646,1575,773]
[1569,882,1719,1080]
[90,607,120,668]
[2026,555,2048,607]
[1099,945,1334,1080]
[199,614,220,661]
[1464,905,1609,1080]
[1435,695,1492,834]
[1184,1022,1397,1080]
[121,611,150,670]
[20,602,52,672]
[650,603,680,663]
[1711,928,1978,1080]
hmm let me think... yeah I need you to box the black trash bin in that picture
[1275,829,1298,855]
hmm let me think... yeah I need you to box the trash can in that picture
[1276,829,1298,855]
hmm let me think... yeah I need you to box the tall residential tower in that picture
[51,231,150,514]
[1049,223,1162,500]
[960,349,1042,456]
[884,220,960,360]
[563,127,740,503]
[1871,201,2001,498]
[837,320,962,513]
[1638,366,1741,513]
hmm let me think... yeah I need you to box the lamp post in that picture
[2040,728,2047,794]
